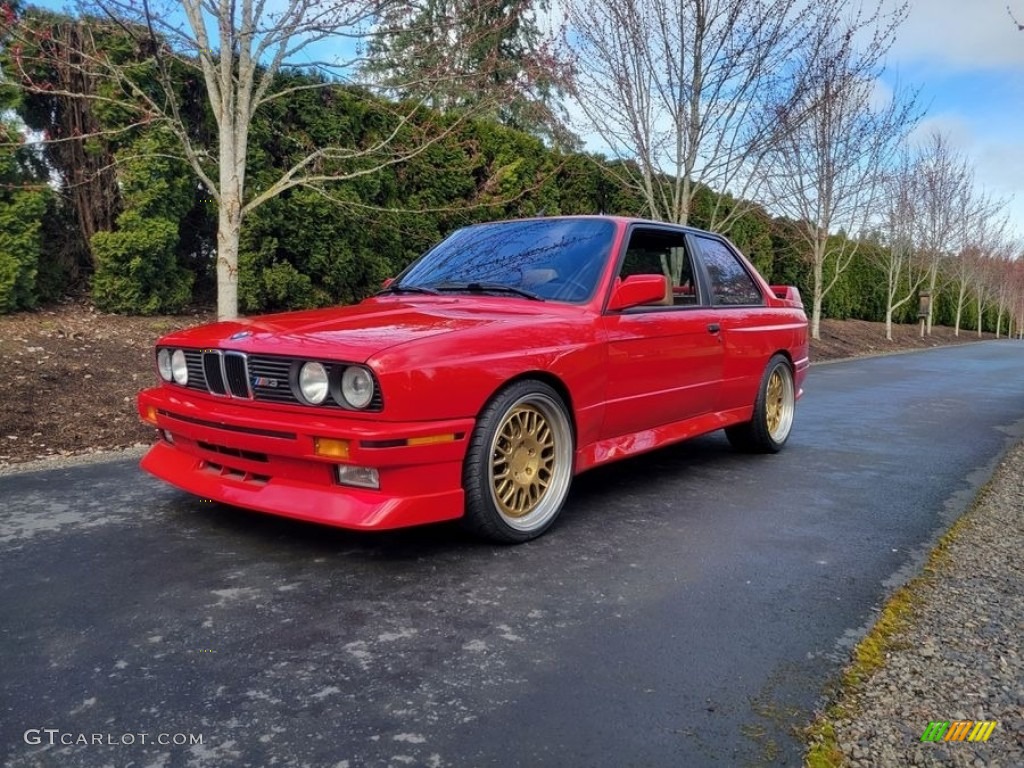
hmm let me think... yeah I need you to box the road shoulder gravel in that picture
[806,440,1024,767]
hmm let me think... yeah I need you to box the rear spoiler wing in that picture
[770,285,803,308]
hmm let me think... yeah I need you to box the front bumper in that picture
[137,387,474,530]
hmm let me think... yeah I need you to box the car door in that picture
[688,233,774,412]
[600,226,724,439]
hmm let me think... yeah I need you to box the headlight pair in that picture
[157,348,189,385]
[298,362,375,409]
[155,348,377,410]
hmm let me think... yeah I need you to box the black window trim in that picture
[603,222,711,314]
[686,232,765,309]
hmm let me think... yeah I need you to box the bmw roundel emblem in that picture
[230,330,252,340]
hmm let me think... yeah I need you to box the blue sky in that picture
[879,0,1024,232]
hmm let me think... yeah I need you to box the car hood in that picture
[158,297,543,363]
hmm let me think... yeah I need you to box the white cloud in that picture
[908,113,975,148]
[868,76,895,110]
[880,2,1024,235]
[969,140,1024,230]
[884,0,1024,71]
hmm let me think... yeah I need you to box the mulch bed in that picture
[0,303,212,465]
[812,317,1000,362]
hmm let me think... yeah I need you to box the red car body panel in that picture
[137,216,809,531]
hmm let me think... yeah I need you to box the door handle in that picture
[707,323,721,334]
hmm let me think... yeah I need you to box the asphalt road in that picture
[2,342,1023,768]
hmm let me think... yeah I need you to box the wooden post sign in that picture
[918,291,931,337]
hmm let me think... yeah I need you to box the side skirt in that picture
[575,406,754,473]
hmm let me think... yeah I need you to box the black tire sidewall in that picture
[751,355,794,453]
[461,380,574,543]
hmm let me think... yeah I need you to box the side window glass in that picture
[619,229,699,306]
[695,237,762,306]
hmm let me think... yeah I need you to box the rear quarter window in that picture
[694,236,763,306]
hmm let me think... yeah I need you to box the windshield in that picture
[396,218,616,303]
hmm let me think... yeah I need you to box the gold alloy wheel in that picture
[764,363,795,442]
[479,388,574,537]
[491,404,555,518]
[766,369,784,435]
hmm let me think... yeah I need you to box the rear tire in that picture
[725,354,795,454]
[461,381,574,543]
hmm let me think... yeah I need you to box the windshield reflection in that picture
[397,219,616,303]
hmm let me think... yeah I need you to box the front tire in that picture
[462,381,574,543]
[725,354,795,453]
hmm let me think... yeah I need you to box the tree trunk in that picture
[216,115,247,320]
[925,265,938,336]
[216,160,243,321]
[885,259,898,341]
[216,202,241,321]
[811,254,824,341]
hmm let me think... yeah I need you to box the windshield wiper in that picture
[435,281,545,301]
[377,283,440,296]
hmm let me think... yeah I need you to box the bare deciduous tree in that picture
[912,133,973,336]
[762,1,916,339]
[565,0,819,230]
[991,245,1023,338]
[971,255,995,337]
[1004,255,1024,340]
[877,153,928,341]
[947,189,1009,337]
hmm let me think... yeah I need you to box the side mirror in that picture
[382,277,395,288]
[607,274,669,311]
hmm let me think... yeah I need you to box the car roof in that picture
[471,214,720,238]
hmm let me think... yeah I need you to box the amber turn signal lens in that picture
[314,437,350,459]
[406,433,456,446]
[144,405,158,425]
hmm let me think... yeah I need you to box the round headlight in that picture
[170,349,188,385]
[157,349,173,381]
[299,362,329,405]
[341,366,375,409]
